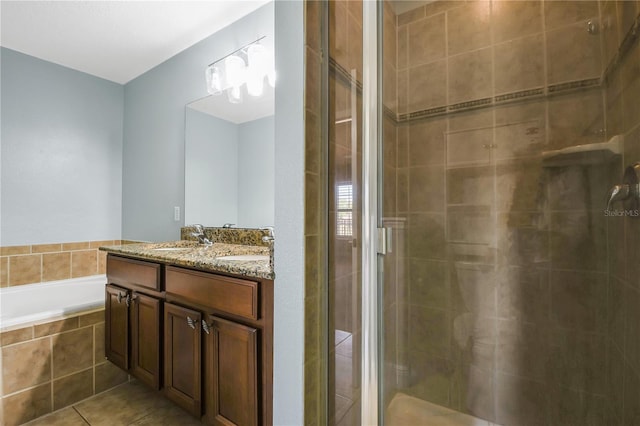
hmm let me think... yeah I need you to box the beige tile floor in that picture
[332,330,498,426]
[23,381,201,426]
[386,393,499,426]
[29,336,491,426]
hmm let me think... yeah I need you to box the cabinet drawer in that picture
[166,266,259,321]
[107,255,161,291]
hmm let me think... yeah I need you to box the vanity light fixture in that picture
[205,36,275,103]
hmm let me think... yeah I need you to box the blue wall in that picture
[0,47,124,245]
[185,111,274,229]
[184,108,238,226]
[273,1,305,424]
[238,115,274,228]
[122,3,274,242]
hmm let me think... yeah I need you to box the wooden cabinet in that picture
[206,316,258,426]
[105,254,273,426]
[164,302,202,417]
[130,292,161,389]
[105,256,162,390]
[165,267,259,321]
[105,284,129,370]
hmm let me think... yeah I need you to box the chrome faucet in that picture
[607,184,630,210]
[261,226,275,243]
[190,224,212,246]
[606,163,640,210]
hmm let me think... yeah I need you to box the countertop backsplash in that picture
[180,226,273,247]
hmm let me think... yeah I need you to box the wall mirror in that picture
[184,42,275,229]
[185,89,274,228]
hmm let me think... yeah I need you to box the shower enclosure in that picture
[323,1,640,425]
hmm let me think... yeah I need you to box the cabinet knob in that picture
[202,320,211,334]
[187,316,198,330]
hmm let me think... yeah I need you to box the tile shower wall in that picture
[386,1,640,425]
[0,240,129,287]
[0,309,128,425]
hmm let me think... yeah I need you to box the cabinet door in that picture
[206,316,258,426]
[131,292,161,389]
[164,302,202,417]
[105,284,129,371]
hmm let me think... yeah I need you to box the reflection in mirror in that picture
[184,94,274,228]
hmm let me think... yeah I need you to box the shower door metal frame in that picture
[361,0,383,424]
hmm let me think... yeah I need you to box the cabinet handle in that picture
[126,293,137,307]
[187,316,199,330]
[117,292,127,304]
[201,320,211,334]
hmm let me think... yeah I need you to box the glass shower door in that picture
[379,1,640,425]
[327,1,363,425]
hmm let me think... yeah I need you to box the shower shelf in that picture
[541,135,623,167]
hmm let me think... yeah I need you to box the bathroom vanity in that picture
[101,235,274,426]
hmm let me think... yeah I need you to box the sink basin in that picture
[151,247,193,252]
[217,255,269,262]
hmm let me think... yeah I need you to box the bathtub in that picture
[0,274,106,330]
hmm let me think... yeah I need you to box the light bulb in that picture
[247,44,268,97]
[225,55,246,87]
[227,86,242,104]
[206,65,223,95]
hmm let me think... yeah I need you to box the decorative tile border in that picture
[396,77,601,123]
[548,78,600,94]
[330,56,604,124]
[329,13,640,125]
[494,88,545,103]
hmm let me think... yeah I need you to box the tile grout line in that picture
[72,405,92,425]
[50,336,54,414]
[92,324,96,397]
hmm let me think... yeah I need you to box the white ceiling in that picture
[0,0,270,84]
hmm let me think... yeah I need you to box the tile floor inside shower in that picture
[335,329,496,426]
[386,394,500,426]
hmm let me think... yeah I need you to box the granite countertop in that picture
[99,240,274,280]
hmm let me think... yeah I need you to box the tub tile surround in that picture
[0,308,129,426]
[0,241,139,288]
